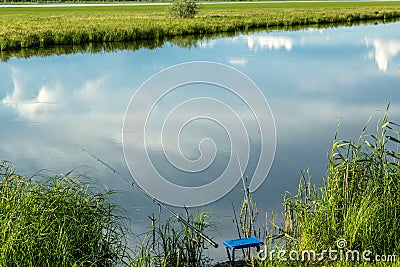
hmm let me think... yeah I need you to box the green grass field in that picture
[1,1,400,52]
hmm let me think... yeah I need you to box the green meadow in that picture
[1,2,400,51]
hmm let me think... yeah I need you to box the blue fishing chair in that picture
[223,236,263,265]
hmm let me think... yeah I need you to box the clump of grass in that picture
[230,182,260,263]
[0,161,130,266]
[259,106,400,266]
[131,208,216,267]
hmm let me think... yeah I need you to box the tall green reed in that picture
[0,161,130,266]
[131,208,216,267]
[256,106,400,266]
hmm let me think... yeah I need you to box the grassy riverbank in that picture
[0,161,129,266]
[1,1,400,51]
[255,109,400,266]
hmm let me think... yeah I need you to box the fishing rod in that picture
[235,150,253,232]
[77,146,219,248]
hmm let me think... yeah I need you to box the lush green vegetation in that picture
[1,2,400,52]
[167,0,198,19]
[130,209,216,266]
[253,108,400,266]
[0,160,218,266]
[0,161,130,266]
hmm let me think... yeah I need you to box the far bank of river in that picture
[1,1,400,52]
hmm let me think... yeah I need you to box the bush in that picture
[167,0,198,19]
[0,161,129,266]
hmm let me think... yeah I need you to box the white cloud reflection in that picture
[228,58,248,66]
[1,66,126,153]
[196,39,217,49]
[246,35,294,51]
[2,68,59,121]
[365,38,400,72]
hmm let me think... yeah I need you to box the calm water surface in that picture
[1,22,400,261]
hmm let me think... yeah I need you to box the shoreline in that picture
[1,2,400,53]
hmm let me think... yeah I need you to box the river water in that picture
[1,21,400,262]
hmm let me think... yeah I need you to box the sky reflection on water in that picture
[1,22,400,261]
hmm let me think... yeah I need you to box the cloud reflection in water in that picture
[365,38,400,72]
